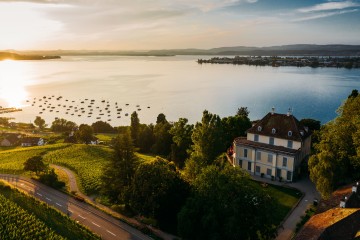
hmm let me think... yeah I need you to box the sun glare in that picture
[0,60,28,108]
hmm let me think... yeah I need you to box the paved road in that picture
[52,164,178,240]
[252,175,320,240]
[0,174,153,240]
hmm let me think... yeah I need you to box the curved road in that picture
[0,174,152,240]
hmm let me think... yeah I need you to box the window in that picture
[283,157,287,167]
[244,148,248,158]
[254,134,259,142]
[256,151,261,161]
[268,154,273,163]
[269,137,274,145]
[287,140,293,148]
[288,131,292,137]
[272,128,276,134]
[287,171,292,181]
[257,126,262,131]
[239,160,243,168]
[267,168,272,176]
[248,162,251,171]
[276,168,282,178]
[256,166,260,173]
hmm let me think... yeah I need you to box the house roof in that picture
[21,137,42,144]
[234,137,299,155]
[294,208,360,240]
[3,133,21,144]
[247,112,311,141]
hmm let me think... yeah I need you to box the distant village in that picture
[197,56,360,68]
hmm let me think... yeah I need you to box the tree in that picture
[156,113,167,124]
[24,156,47,175]
[39,168,65,189]
[300,118,321,131]
[130,157,189,232]
[152,116,173,156]
[101,130,139,204]
[137,124,155,153]
[222,114,251,148]
[34,116,46,130]
[51,118,77,133]
[178,165,275,240]
[191,110,224,163]
[236,106,250,118]
[75,124,94,144]
[91,121,115,133]
[130,111,140,146]
[169,118,194,168]
[348,89,359,98]
[309,91,360,198]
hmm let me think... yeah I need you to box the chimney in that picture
[340,196,347,208]
[352,182,359,193]
[287,108,292,116]
[271,107,275,115]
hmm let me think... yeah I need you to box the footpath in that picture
[252,175,320,240]
[51,164,177,240]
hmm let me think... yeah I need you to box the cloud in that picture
[293,8,358,21]
[298,0,360,13]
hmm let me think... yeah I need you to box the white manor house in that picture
[230,110,311,182]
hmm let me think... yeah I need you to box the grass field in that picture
[0,181,100,240]
[260,182,302,226]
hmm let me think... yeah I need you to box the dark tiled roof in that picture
[21,137,42,144]
[294,208,360,240]
[234,137,299,155]
[247,112,311,141]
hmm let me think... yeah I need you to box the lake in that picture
[0,55,359,126]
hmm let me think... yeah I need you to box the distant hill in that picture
[4,44,360,56]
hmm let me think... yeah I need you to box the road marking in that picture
[46,197,52,201]
[20,183,24,186]
[56,203,62,207]
[78,215,86,219]
[106,230,116,236]
[92,222,100,227]
[36,193,43,197]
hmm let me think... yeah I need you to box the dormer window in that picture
[288,131,292,137]
[272,128,276,134]
[257,126,262,131]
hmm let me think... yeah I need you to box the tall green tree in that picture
[75,124,94,144]
[222,114,251,148]
[178,165,275,240]
[130,111,140,146]
[169,118,194,168]
[309,91,360,198]
[102,130,138,204]
[236,106,250,118]
[51,118,77,133]
[24,156,48,175]
[130,157,189,232]
[152,114,173,156]
[91,121,115,133]
[137,124,155,153]
[34,116,46,130]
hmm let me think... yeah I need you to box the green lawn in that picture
[94,133,117,142]
[258,182,302,225]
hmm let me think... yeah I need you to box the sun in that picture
[0,60,29,108]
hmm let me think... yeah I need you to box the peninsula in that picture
[197,56,360,68]
[0,52,60,61]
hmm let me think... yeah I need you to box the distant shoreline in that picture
[0,52,60,61]
[197,56,360,69]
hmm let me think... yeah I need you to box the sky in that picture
[0,0,359,50]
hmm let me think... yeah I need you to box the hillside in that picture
[6,44,360,57]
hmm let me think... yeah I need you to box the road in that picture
[0,174,153,240]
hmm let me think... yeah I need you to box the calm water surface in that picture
[0,55,359,125]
